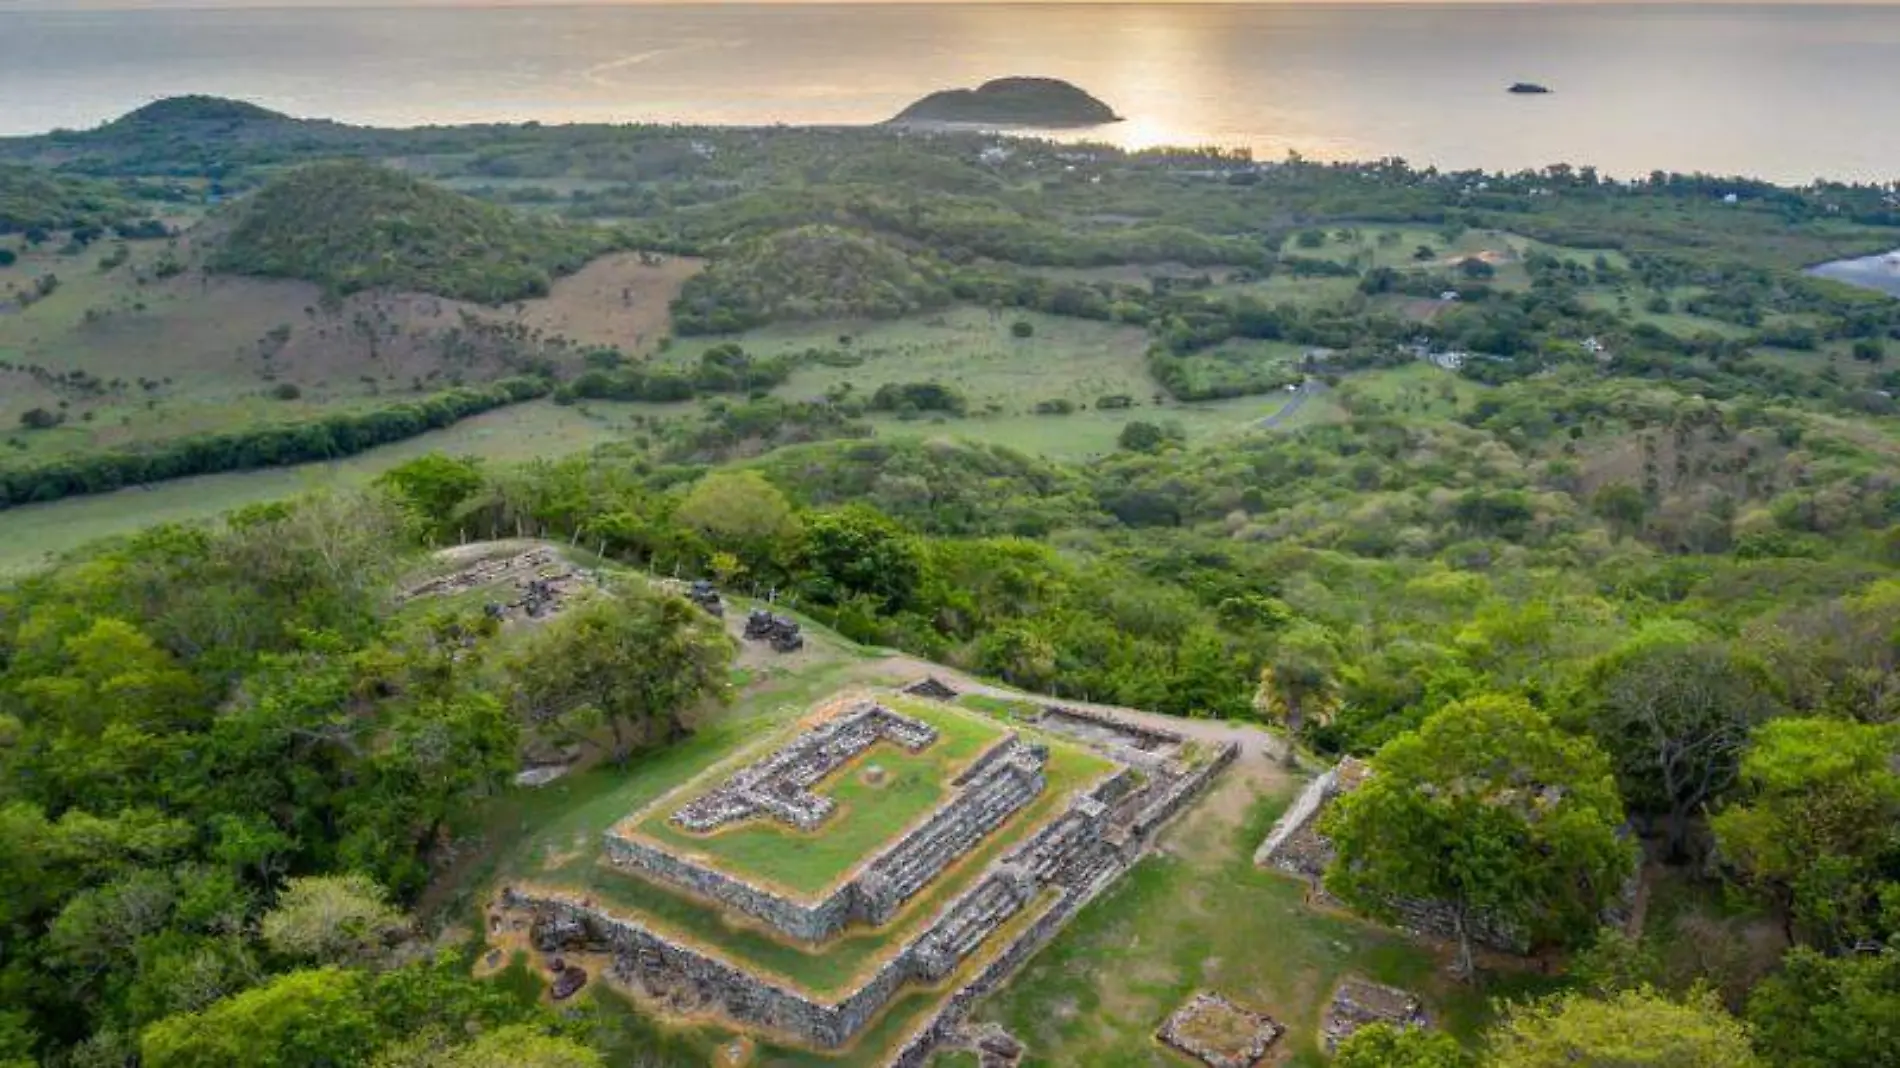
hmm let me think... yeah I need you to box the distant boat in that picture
[1508,82,1553,95]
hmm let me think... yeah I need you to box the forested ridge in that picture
[2,97,1899,1068]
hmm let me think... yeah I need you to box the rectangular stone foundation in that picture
[608,731,1049,943]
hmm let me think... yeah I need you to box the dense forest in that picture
[2,98,1899,1068]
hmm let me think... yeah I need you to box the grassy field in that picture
[0,400,636,575]
[624,697,1014,896]
[970,783,1559,1068]
[0,233,691,461]
[667,306,1156,418]
[1338,363,1486,421]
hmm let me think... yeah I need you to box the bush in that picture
[868,381,966,416]
[18,407,63,430]
[1010,319,1035,338]
[270,383,303,401]
[0,248,15,268]
[1033,398,1076,415]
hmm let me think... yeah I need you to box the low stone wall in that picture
[1037,703,1184,752]
[673,702,939,833]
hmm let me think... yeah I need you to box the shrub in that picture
[1010,319,1035,338]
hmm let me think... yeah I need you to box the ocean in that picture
[2,3,1898,183]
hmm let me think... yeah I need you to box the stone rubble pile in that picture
[1320,976,1428,1052]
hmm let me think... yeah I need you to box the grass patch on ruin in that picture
[624,696,1012,896]
[970,784,1564,1067]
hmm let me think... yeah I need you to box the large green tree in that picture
[1712,717,1900,949]
[1323,695,1632,978]
[1747,946,1900,1068]
[509,580,732,763]
[1489,987,1761,1068]
[1577,626,1784,859]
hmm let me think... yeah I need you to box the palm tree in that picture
[1253,622,1342,766]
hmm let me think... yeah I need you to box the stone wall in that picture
[602,834,855,944]
[673,702,939,833]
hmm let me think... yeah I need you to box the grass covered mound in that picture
[0,165,145,234]
[672,224,953,333]
[104,95,293,129]
[210,160,607,303]
[889,77,1121,127]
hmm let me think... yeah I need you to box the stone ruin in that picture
[671,702,940,833]
[744,608,805,652]
[1156,992,1283,1068]
[614,713,1051,942]
[1321,976,1429,1052]
[402,547,594,623]
[903,676,961,701]
[688,579,724,618]
[502,690,1239,1065]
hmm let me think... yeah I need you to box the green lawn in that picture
[626,697,1012,896]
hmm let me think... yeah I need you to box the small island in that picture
[888,77,1121,128]
[1508,82,1553,95]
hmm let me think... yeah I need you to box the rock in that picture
[549,960,588,1001]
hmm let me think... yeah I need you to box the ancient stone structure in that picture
[1155,992,1283,1068]
[744,608,805,652]
[672,702,939,833]
[511,693,1238,1064]
[688,579,723,617]
[903,676,961,700]
[1320,976,1428,1052]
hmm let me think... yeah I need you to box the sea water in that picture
[3,3,1898,183]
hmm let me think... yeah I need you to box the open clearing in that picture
[0,400,634,575]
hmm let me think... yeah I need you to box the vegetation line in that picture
[0,376,550,511]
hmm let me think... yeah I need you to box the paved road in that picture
[1257,378,1326,429]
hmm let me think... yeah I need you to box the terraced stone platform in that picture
[499,687,1236,1065]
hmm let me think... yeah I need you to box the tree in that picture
[1711,717,1900,949]
[1577,628,1784,859]
[1852,339,1886,364]
[260,874,408,965]
[1118,420,1167,453]
[1322,696,1631,978]
[141,967,378,1068]
[0,248,16,268]
[1747,946,1900,1068]
[1009,318,1035,338]
[18,407,61,430]
[796,505,923,611]
[1489,987,1761,1068]
[376,454,485,533]
[1333,1024,1472,1068]
[1253,621,1341,765]
[508,580,732,763]
[674,469,799,571]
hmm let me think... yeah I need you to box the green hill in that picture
[0,165,147,235]
[889,77,1121,127]
[672,224,954,333]
[105,95,294,129]
[210,160,608,302]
